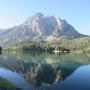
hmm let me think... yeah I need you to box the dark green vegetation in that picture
[0,77,16,88]
[5,36,90,53]
[0,47,2,52]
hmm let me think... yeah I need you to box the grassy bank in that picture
[0,77,16,88]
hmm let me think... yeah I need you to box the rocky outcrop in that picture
[0,13,84,47]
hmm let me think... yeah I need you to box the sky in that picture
[0,0,90,35]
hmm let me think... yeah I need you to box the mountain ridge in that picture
[0,13,85,47]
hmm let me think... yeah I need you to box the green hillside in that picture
[4,36,90,53]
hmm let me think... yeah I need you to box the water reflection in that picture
[60,65,90,90]
[0,51,2,55]
[0,51,90,89]
[37,65,90,90]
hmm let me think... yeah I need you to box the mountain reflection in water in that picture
[0,51,90,90]
[37,65,90,90]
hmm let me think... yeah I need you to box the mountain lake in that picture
[0,51,90,90]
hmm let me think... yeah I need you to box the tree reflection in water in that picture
[0,51,81,87]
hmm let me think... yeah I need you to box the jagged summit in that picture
[0,13,84,46]
[22,13,82,37]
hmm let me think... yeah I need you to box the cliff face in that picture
[0,13,84,47]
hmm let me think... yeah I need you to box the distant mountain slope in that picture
[0,13,85,47]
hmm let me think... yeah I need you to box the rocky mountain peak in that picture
[0,13,84,47]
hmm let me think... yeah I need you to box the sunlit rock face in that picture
[0,13,84,47]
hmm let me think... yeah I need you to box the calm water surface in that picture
[0,51,90,90]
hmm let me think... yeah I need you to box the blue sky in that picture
[0,0,90,35]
